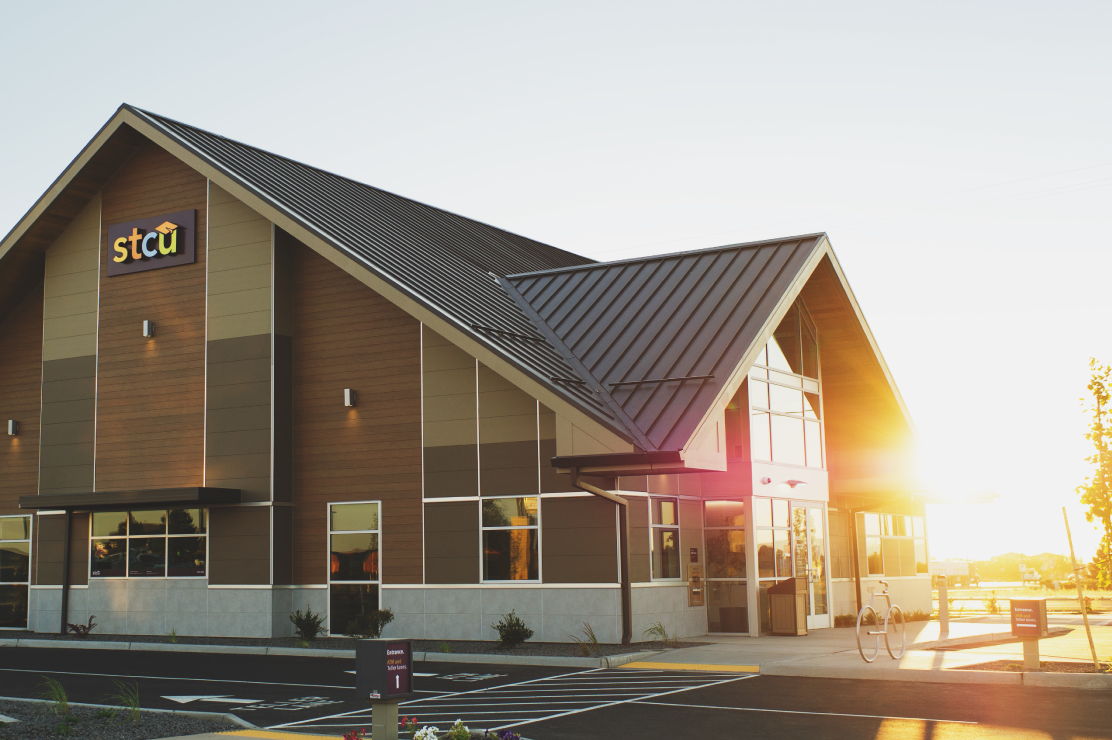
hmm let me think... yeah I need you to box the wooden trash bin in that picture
[768,577,807,636]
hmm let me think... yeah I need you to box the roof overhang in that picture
[553,450,720,476]
[18,487,241,511]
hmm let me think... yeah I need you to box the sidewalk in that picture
[623,619,1112,689]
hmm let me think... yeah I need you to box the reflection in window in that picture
[330,502,381,635]
[750,298,823,468]
[0,516,31,629]
[90,509,206,578]
[482,497,539,581]
[650,497,681,579]
[858,512,927,578]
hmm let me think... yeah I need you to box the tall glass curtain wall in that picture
[329,502,381,634]
[0,516,30,629]
[750,301,822,467]
[705,501,747,632]
[754,498,793,633]
[90,509,207,578]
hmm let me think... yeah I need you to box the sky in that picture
[2,2,1110,561]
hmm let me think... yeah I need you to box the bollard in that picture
[938,579,948,634]
[1023,639,1040,671]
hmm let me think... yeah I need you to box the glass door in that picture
[792,504,830,629]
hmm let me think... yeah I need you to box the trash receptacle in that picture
[768,577,807,636]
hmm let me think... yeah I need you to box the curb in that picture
[912,625,1072,651]
[0,695,257,728]
[761,662,1112,689]
[0,638,658,669]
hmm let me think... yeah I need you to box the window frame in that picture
[859,511,928,578]
[702,499,746,582]
[327,500,383,587]
[479,496,541,584]
[649,496,682,581]
[88,509,209,580]
[0,514,32,630]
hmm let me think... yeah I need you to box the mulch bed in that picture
[956,660,1112,673]
[0,700,233,740]
[5,631,698,658]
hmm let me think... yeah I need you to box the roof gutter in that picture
[570,470,632,646]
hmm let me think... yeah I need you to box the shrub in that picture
[642,620,680,647]
[570,621,602,656]
[109,679,141,724]
[67,615,96,639]
[834,614,857,628]
[37,676,69,717]
[446,720,471,740]
[290,605,326,641]
[346,608,395,639]
[492,610,534,649]
[167,627,179,644]
[985,592,999,615]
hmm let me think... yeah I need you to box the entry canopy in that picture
[18,487,241,511]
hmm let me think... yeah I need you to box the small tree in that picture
[1077,359,1112,588]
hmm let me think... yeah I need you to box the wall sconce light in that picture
[142,320,154,338]
[344,389,356,407]
[7,420,18,436]
[760,477,772,485]
[786,480,807,489]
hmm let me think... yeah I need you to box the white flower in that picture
[414,727,438,740]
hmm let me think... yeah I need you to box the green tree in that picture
[1077,359,1112,588]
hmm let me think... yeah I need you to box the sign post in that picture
[356,639,413,740]
[1010,598,1048,670]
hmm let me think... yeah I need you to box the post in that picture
[937,577,949,634]
[1023,638,1041,671]
[59,509,72,635]
[848,510,863,614]
[371,700,399,740]
[573,471,633,645]
[1062,507,1100,670]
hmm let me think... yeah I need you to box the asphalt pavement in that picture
[1,646,1110,739]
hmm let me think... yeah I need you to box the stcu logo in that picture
[106,209,197,277]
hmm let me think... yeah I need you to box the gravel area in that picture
[4,631,699,657]
[0,700,234,740]
[957,660,1112,673]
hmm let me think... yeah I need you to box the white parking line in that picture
[633,700,979,724]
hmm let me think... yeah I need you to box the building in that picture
[0,105,930,642]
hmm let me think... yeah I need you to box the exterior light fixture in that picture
[142,320,154,337]
[786,480,807,489]
[760,477,772,485]
[344,389,356,407]
[7,420,18,436]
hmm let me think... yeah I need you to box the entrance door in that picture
[792,505,830,629]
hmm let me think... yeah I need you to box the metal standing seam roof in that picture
[125,107,632,436]
[503,236,824,452]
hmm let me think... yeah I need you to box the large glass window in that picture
[705,500,747,633]
[749,298,822,468]
[90,509,206,578]
[330,502,381,635]
[0,516,31,629]
[650,497,681,580]
[754,497,793,633]
[858,512,927,577]
[482,497,539,581]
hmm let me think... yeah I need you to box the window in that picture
[705,500,747,633]
[330,502,381,635]
[858,512,927,577]
[754,497,793,633]
[650,497,681,580]
[749,299,822,468]
[0,516,31,629]
[90,509,206,578]
[482,498,539,581]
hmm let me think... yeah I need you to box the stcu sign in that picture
[106,209,196,277]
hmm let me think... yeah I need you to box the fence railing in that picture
[931,597,1111,615]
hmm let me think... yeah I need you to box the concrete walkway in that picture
[622,618,1112,687]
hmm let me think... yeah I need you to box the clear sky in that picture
[3,2,1110,560]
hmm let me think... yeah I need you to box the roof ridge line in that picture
[126,104,592,266]
[506,232,828,280]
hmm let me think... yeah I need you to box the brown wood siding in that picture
[290,242,422,585]
[95,142,207,491]
[0,282,44,514]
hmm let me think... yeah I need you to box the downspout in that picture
[571,469,632,645]
[848,508,863,615]
[59,509,72,635]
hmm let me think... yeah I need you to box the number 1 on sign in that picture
[396,676,399,689]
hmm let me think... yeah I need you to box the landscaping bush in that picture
[492,609,534,648]
[290,605,326,641]
[346,608,395,639]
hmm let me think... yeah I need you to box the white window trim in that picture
[327,500,384,633]
[479,496,542,584]
[88,509,209,581]
[649,495,683,582]
[0,514,32,630]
